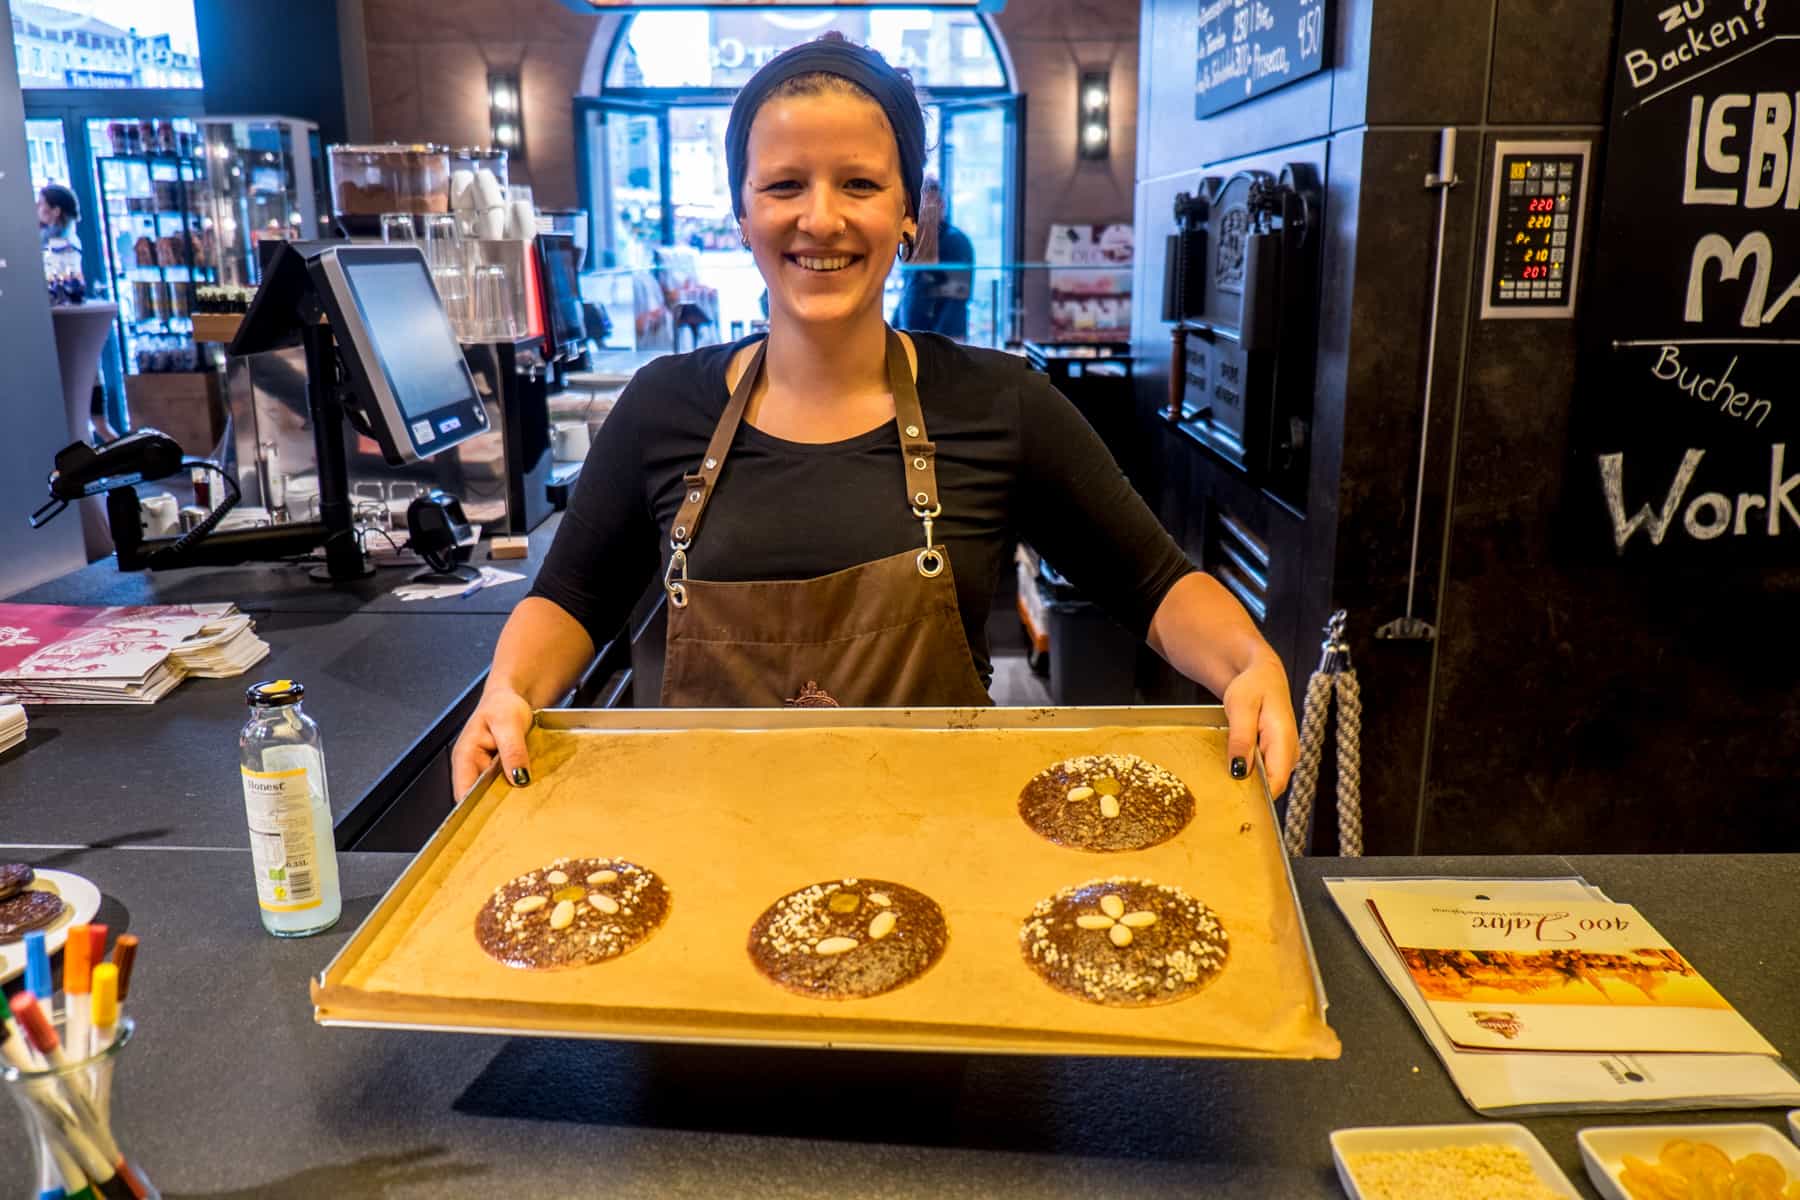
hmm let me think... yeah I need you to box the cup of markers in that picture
[2,926,155,1200]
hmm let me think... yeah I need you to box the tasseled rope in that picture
[1282,612,1363,857]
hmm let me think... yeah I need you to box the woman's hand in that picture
[451,687,535,801]
[1221,653,1298,795]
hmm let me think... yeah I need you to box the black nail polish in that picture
[511,767,530,787]
[1230,757,1248,780]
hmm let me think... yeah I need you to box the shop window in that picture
[606,7,1004,91]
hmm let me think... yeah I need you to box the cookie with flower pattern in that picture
[1020,877,1228,1007]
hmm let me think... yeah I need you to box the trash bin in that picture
[1037,556,1137,707]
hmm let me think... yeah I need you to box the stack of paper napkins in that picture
[0,603,270,704]
[0,697,24,753]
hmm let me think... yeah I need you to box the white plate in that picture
[1579,1123,1800,1200]
[1331,1123,1581,1199]
[0,869,103,984]
[1790,1110,1798,1146]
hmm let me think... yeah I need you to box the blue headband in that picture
[725,40,925,223]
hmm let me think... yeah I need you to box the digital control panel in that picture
[1480,140,1591,320]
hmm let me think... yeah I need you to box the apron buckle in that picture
[664,543,691,608]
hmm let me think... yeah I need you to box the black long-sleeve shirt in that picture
[529,332,1192,686]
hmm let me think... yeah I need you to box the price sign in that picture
[1480,141,1591,319]
[1195,0,1329,119]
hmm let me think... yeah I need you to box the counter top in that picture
[0,849,1791,1197]
[10,515,561,616]
[0,610,505,850]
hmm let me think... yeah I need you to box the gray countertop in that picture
[0,610,505,850]
[0,848,1791,1198]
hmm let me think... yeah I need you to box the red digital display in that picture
[1489,151,1583,310]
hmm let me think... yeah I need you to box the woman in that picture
[452,36,1297,798]
[37,184,80,249]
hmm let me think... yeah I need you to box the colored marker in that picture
[61,926,92,1070]
[24,930,51,1001]
[109,937,137,1003]
[88,964,119,1116]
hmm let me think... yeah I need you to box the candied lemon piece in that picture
[1662,1141,1699,1176]
[1781,1181,1800,1200]
[1694,1146,1736,1177]
[1730,1179,1778,1200]
[1737,1155,1788,1191]
[1092,776,1120,795]
[828,891,861,914]
[551,885,586,903]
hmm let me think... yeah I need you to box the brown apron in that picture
[659,328,992,709]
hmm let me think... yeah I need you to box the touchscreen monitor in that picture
[309,245,489,464]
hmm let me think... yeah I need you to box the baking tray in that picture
[314,705,1339,1058]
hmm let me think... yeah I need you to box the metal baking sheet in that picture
[315,706,1339,1059]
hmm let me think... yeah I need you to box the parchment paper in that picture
[316,720,1339,1058]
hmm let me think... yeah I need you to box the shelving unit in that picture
[92,146,217,371]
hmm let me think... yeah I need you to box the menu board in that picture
[1577,0,1797,563]
[1195,0,1328,119]
[1480,142,1590,319]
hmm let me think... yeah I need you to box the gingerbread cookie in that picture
[0,890,64,941]
[1019,877,1228,1007]
[1017,753,1196,852]
[748,878,947,1000]
[475,857,670,969]
[0,863,33,902]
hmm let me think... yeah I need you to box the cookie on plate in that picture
[747,878,947,1000]
[0,890,64,941]
[1017,753,1196,852]
[0,863,33,902]
[1019,876,1228,1007]
[475,856,670,969]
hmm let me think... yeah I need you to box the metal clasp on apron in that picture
[913,503,944,578]
[664,542,690,607]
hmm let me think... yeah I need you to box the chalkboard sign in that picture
[1576,0,1797,563]
[1194,0,1328,119]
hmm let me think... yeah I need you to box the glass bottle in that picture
[238,679,342,936]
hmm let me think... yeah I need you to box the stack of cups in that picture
[423,214,471,338]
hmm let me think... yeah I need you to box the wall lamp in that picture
[489,69,524,161]
[1078,68,1109,160]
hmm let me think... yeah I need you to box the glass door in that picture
[589,100,671,270]
[935,95,1021,345]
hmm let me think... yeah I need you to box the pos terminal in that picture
[32,241,489,582]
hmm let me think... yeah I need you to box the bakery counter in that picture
[0,849,1792,1198]
[1,610,508,851]
[10,516,564,616]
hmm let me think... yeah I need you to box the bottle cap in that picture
[246,679,304,707]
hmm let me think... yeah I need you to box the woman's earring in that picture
[739,231,751,250]
[899,232,916,262]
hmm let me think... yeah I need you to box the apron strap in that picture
[665,328,945,591]
[887,329,940,516]
[668,337,767,549]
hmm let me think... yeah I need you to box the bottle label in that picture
[240,757,323,913]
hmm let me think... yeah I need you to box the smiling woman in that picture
[453,36,1299,806]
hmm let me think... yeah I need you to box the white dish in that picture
[1579,1123,1800,1200]
[1790,1109,1798,1145]
[0,869,103,984]
[1331,1123,1580,1199]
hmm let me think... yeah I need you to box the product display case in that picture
[200,116,327,287]
[87,115,212,374]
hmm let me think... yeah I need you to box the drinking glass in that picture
[422,214,461,271]
[433,264,472,339]
[2,1013,159,1199]
[469,264,518,342]
[380,212,418,243]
